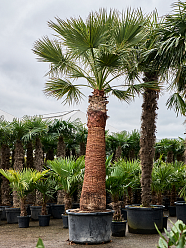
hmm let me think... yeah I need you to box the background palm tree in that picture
[23,116,51,206]
[33,9,147,211]
[0,117,13,206]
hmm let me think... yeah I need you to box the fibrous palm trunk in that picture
[26,141,34,168]
[57,136,66,158]
[34,137,44,206]
[0,144,11,206]
[79,142,86,157]
[140,75,158,207]
[115,146,122,161]
[167,151,174,163]
[26,141,35,205]
[57,136,66,205]
[80,89,108,211]
[13,140,24,208]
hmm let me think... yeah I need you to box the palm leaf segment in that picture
[33,9,148,104]
[0,168,48,199]
[157,2,186,115]
[47,157,84,195]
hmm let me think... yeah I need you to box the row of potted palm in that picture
[0,156,85,228]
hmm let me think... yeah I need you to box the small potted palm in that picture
[0,168,48,227]
[35,175,57,226]
[106,164,128,237]
[47,156,84,228]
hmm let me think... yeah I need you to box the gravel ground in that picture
[0,212,177,248]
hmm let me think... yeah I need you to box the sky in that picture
[0,0,185,140]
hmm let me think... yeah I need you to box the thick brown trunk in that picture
[13,140,24,208]
[167,151,174,163]
[0,144,11,206]
[115,146,122,161]
[20,197,27,216]
[57,136,66,158]
[64,192,72,212]
[13,140,24,170]
[46,148,54,162]
[26,141,34,168]
[170,185,177,206]
[41,201,47,215]
[57,190,65,205]
[79,142,86,157]
[140,76,158,207]
[34,137,44,206]
[129,149,135,161]
[56,136,66,205]
[80,89,108,211]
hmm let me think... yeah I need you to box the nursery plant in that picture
[35,175,57,215]
[47,156,85,211]
[0,168,48,216]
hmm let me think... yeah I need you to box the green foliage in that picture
[36,238,45,248]
[156,220,186,248]
[106,159,141,201]
[35,175,57,204]
[33,8,149,105]
[47,156,85,196]
[0,168,49,200]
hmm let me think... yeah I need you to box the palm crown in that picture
[33,8,148,103]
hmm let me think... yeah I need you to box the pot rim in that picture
[66,209,114,216]
[125,204,165,211]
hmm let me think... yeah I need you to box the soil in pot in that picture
[5,207,20,224]
[62,214,68,228]
[17,215,30,228]
[111,220,127,237]
[38,214,51,226]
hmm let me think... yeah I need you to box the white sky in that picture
[0,0,185,139]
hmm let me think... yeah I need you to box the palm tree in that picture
[0,117,13,206]
[106,131,129,161]
[22,116,51,206]
[157,1,186,164]
[47,157,85,211]
[0,168,48,216]
[133,10,171,207]
[33,9,147,211]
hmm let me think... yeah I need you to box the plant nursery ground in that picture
[0,211,176,248]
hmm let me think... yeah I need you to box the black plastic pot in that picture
[175,201,186,224]
[5,208,20,224]
[126,204,164,234]
[17,215,30,228]
[67,209,114,244]
[38,214,51,226]
[111,220,127,237]
[121,208,127,220]
[51,204,65,219]
[62,214,68,228]
[168,206,176,217]
[162,215,168,231]
[0,209,2,223]
[30,206,42,220]
[0,206,11,220]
